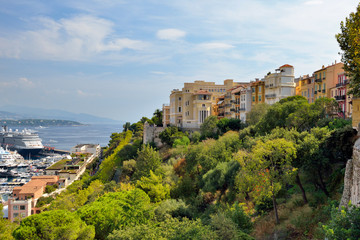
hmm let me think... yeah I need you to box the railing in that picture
[224,104,232,107]
[315,79,322,83]
[239,108,246,111]
[265,94,276,98]
[230,108,235,112]
[225,95,231,99]
[335,95,346,101]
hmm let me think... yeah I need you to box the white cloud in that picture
[0,15,147,61]
[77,89,101,97]
[156,28,186,41]
[304,0,324,5]
[198,42,235,50]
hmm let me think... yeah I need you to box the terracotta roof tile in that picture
[279,64,293,68]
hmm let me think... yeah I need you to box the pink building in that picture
[331,72,352,118]
[7,175,60,222]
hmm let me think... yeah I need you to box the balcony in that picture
[336,83,344,87]
[335,95,346,101]
[314,90,318,95]
[322,89,325,93]
[239,108,246,111]
[230,100,235,103]
[265,85,269,88]
[265,94,276,99]
[225,95,231,99]
[225,112,232,115]
[315,79,322,83]
[230,108,235,112]
[224,104,232,107]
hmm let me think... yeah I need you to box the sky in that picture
[0,0,358,122]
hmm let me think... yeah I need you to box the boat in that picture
[0,126,44,158]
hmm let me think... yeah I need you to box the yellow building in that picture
[297,75,315,103]
[251,79,265,106]
[314,62,343,100]
[169,79,241,129]
[314,66,327,99]
[352,98,360,129]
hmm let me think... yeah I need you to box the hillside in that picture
[2,96,358,240]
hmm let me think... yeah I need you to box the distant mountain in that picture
[0,106,123,124]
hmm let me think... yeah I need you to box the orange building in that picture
[8,175,60,222]
[250,78,265,106]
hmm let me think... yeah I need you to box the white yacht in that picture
[0,126,44,158]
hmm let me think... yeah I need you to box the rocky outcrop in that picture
[340,137,360,208]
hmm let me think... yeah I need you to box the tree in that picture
[123,122,131,132]
[246,103,270,126]
[200,116,219,139]
[159,126,183,146]
[336,3,360,96]
[136,170,170,202]
[237,138,297,224]
[151,109,163,126]
[133,145,162,180]
[76,189,153,240]
[13,210,94,240]
[108,218,219,240]
[323,205,360,240]
[0,218,18,240]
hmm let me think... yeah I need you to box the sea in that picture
[9,123,124,151]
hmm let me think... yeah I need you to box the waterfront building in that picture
[263,64,296,105]
[250,79,265,106]
[8,175,60,222]
[231,85,252,122]
[162,104,170,126]
[70,144,101,156]
[168,79,243,129]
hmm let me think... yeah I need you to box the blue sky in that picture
[0,0,358,122]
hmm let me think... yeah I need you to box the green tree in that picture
[108,218,218,240]
[323,205,360,240]
[200,116,219,139]
[76,189,153,240]
[237,138,297,224]
[133,145,162,180]
[159,126,184,146]
[246,103,270,126]
[336,3,360,96]
[123,122,131,132]
[151,109,163,126]
[136,170,170,202]
[13,210,94,240]
[0,218,18,240]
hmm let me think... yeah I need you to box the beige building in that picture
[162,104,170,126]
[169,80,242,129]
[264,64,296,104]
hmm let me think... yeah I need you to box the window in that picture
[259,86,262,93]
[259,96,262,102]
[13,213,19,218]
[202,104,205,107]
[21,213,26,218]
[252,96,255,102]
[20,205,26,210]
[178,107,182,112]
[252,88,255,93]
[178,97,182,101]
[13,205,19,210]
[323,72,326,78]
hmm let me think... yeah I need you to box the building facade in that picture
[330,72,352,118]
[264,64,296,104]
[251,79,265,106]
[297,74,315,103]
[168,80,242,129]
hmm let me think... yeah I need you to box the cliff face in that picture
[340,138,360,208]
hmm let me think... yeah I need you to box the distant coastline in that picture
[0,119,83,127]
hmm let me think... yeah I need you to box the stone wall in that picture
[143,122,165,147]
[340,137,360,208]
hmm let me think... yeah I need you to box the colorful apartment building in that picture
[264,64,296,104]
[230,85,252,122]
[8,175,60,222]
[168,79,243,129]
[330,72,352,118]
[314,62,343,100]
[251,79,265,106]
[297,75,315,103]
[214,95,225,119]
